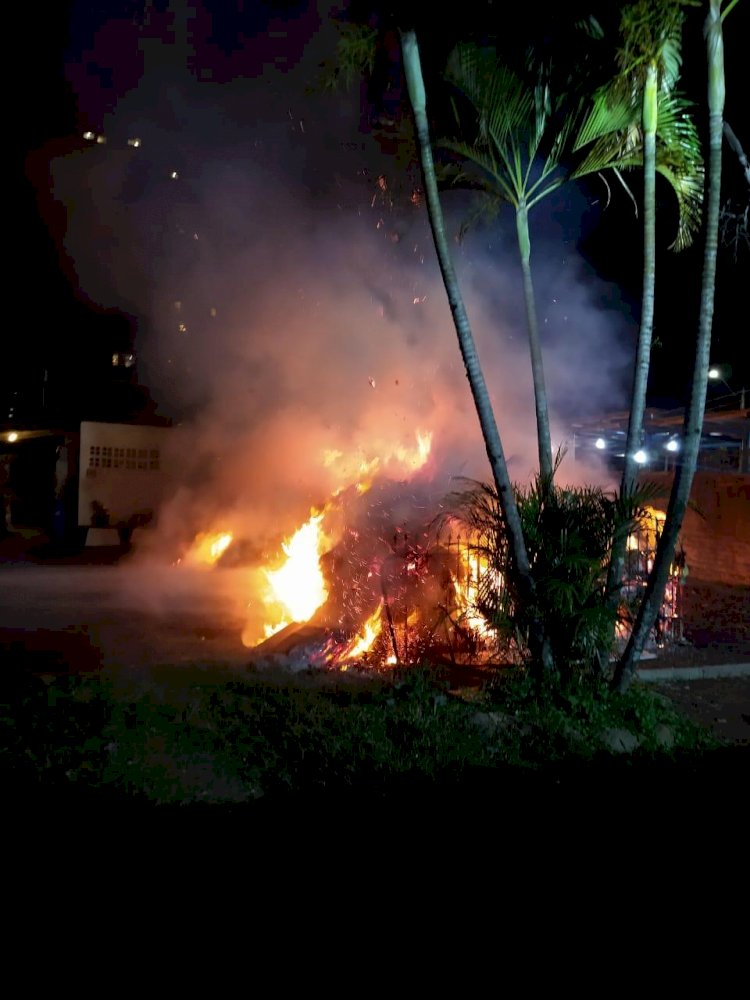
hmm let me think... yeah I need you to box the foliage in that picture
[486,666,718,759]
[316,22,379,91]
[574,74,704,250]
[1,655,719,808]
[440,467,671,675]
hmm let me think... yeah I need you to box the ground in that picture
[1,528,749,749]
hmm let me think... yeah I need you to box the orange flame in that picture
[185,530,233,565]
[259,511,331,641]
[243,430,435,650]
[321,430,432,494]
[452,547,496,638]
[329,601,384,667]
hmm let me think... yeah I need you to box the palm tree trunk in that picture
[400,30,554,672]
[614,0,725,691]
[606,62,659,609]
[516,205,554,482]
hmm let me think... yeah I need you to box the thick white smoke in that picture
[50,2,632,574]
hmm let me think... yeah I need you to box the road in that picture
[0,562,254,670]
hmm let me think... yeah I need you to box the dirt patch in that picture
[650,676,750,745]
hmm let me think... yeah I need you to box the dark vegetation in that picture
[4,637,746,820]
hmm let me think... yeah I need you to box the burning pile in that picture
[179,444,685,671]
[178,428,506,669]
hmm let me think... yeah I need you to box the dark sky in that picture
[11,0,748,437]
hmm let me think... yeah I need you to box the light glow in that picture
[184,530,233,566]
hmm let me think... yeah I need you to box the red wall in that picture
[647,473,750,585]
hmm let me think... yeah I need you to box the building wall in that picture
[78,421,171,527]
[648,472,750,585]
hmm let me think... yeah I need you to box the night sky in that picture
[11,0,748,440]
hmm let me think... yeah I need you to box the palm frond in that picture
[439,138,519,205]
[573,85,703,250]
[573,88,637,152]
[446,44,534,148]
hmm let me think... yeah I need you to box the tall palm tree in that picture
[441,36,702,487]
[400,30,554,672]
[614,0,733,690]
[441,45,577,482]
[580,0,702,611]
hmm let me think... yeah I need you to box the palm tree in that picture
[578,1,703,612]
[440,35,703,487]
[400,30,554,672]
[614,0,733,690]
[440,45,578,482]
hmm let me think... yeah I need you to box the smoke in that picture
[50,1,631,571]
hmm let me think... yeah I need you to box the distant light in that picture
[170,170,179,179]
[665,439,680,452]
[112,352,136,368]
[83,131,95,140]
[634,449,648,464]
[7,432,18,442]
[127,137,141,148]
[95,134,107,144]
[708,368,720,379]
[595,437,607,450]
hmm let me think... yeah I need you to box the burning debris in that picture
[621,506,686,647]
[174,430,685,677]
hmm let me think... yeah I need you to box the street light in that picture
[634,449,648,464]
[708,362,746,409]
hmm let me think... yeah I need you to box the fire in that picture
[321,430,433,494]
[452,546,497,639]
[184,530,233,565]
[395,430,433,469]
[327,601,384,667]
[242,430,435,652]
[257,511,331,642]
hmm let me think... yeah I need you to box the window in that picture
[88,442,161,471]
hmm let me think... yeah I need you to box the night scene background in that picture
[9,0,749,535]
[2,1,750,816]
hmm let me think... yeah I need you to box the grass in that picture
[1,648,730,811]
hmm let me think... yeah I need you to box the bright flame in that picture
[245,430,434,649]
[321,430,433,494]
[260,512,330,638]
[393,430,432,469]
[185,530,233,565]
[330,602,384,665]
[452,546,496,639]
